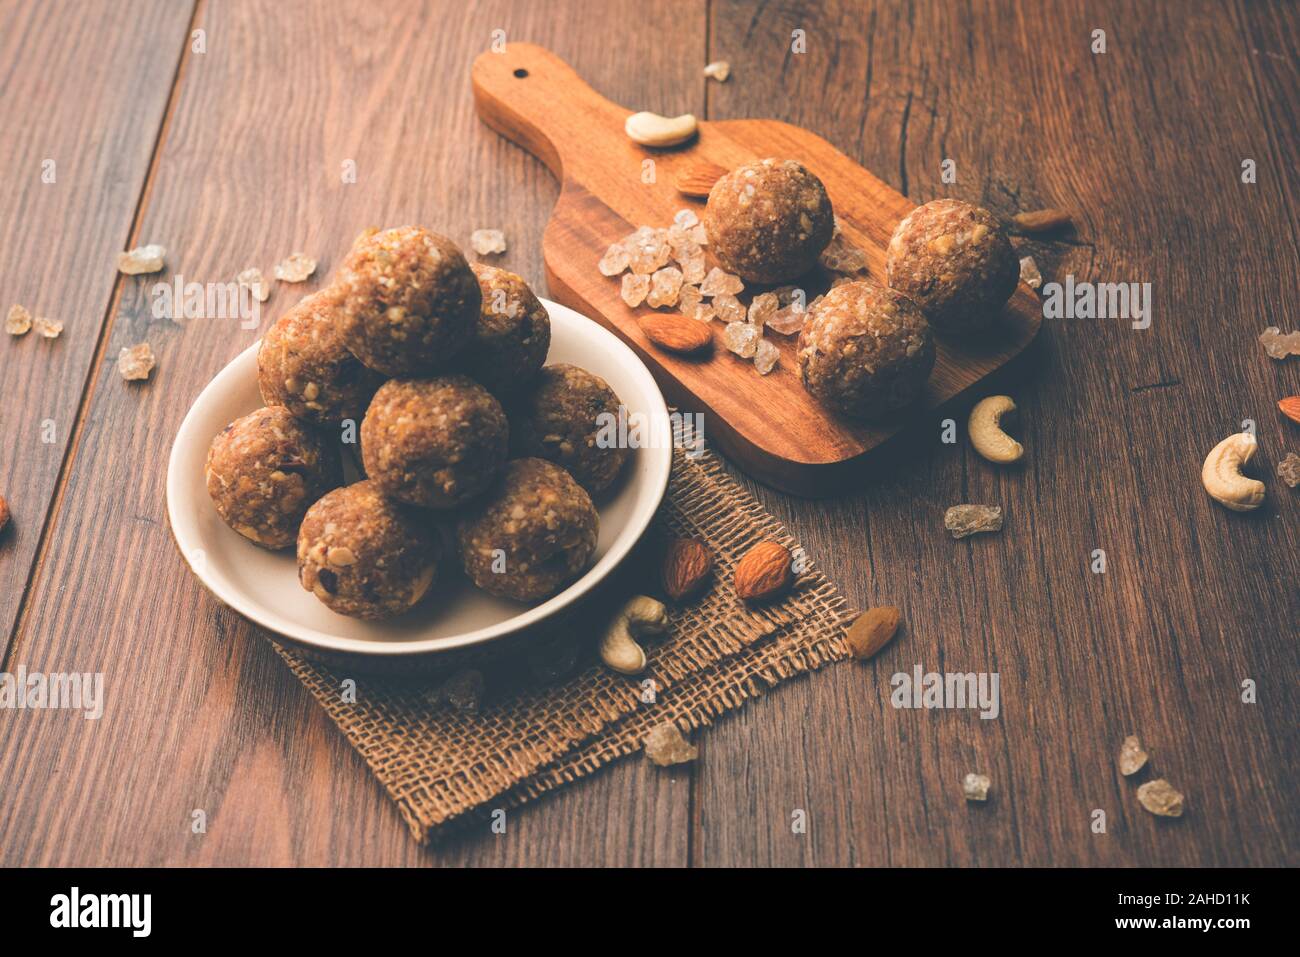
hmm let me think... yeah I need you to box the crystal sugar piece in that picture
[1119,735,1149,776]
[274,253,317,283]
[237,267,270,302]
[748,292,779,328]
[689,223,708,245]
[629,231,672,275]
[700,267,743,297]
[753,337,779,375]
[643,722,698,767]
[945,504,1003,539]
[1019,255,1043,290]
[723,321,759,358]
[766,303,808,336]
[712,293,746,323]
[678,283,705,317]
[117,342,156,381]
[1277,452,1300,488]
[5,304,32,336]
[32,317,62,338]
[1260,326,1300,359]
[621,272,650,307]
[117,244,165,275]
[598,243,631,276]
[646,266,684,308]
[673,208,700,230]
[819,231,868,273]
[679,252,706,285]
[469,228,507,255]
[962,773,991,801]
[1137,779,1185,817]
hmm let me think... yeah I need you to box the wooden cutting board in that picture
[472,43,1041,495]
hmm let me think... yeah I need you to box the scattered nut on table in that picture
[599,595,670,675]
[1201,432,1265,511]
[968,395,1024,464]
[624,111,698,148]
[1118,735,1149,776]
[1137,778,1185,817]
[845,606,901,660]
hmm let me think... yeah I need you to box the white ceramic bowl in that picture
[167,298,672,661]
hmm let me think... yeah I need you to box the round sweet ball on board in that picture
[797,280,935,419]
[703,158,835,283]
[885,199,1018,335]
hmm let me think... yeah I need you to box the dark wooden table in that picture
[1,0,1295,867]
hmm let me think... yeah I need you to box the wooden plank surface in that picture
[0,0,701,866]
[0,0,196,654]
[2,0,1296,867]
[694,0,1300,866]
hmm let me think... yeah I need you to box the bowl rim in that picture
[166,297,673,657]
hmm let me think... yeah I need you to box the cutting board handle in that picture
[472,43,630,183]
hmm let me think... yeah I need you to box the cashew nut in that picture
[1202,432,1265,511]
[624,111,698,148]
[599,595,670,675]
[968,395,1024,464]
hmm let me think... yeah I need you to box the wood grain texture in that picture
[0,0,196,656]
[0,0,702,867]
[473,43,1041,494]
[1,0,1296,868]
[693,0,1299,866]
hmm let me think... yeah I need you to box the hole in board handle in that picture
[513,68,528,78]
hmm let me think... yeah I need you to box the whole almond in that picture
[1011,208,1072,234]
[641,314,712,354]
[1279,396,1300,425]
[662,538,713,601]
[674,160,727,198]
[734,541,793,602]
[845,606,901,660]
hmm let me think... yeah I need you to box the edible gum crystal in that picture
[1137,779,1185,817]
[621,273,650,307]
[1119,735,1149,776]
[1276,452,1300,488]
[1260,326,1300,359]
[274,253,317,283]
[945,504,1003,539]
[963,773,991,801]
[753,338,779,375]
[723,321,759,358]
[644,722,698,767]
[470,228,507,255]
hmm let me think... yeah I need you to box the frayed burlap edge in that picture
[275,429,854,844]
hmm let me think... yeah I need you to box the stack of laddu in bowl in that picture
[204,226,630,620]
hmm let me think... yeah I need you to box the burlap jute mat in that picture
[274,432,854,844]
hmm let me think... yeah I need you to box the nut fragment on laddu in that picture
[945,504,1003,539]
[5,304,32,336]
[237,267,270,302]
[703,60,731,82]
[32,317,62,339]
[117,342,156,381]
[1137,778,1185,817]
[963,773,991,801]
[469,228,507,255]
[644,722,698,767]
[273,253,317,283]
[117,244,166,275]
[1118,735,1148,776]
